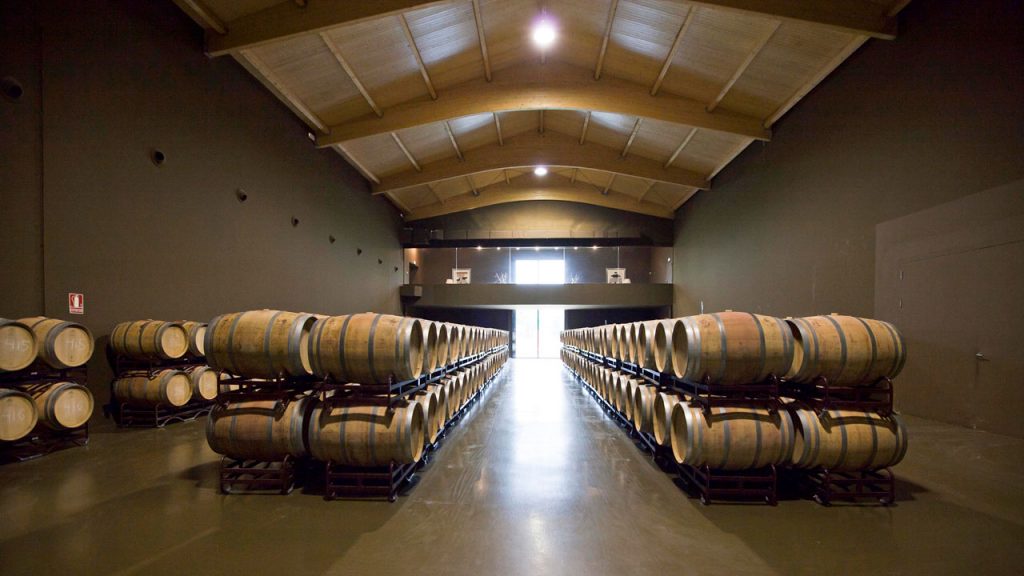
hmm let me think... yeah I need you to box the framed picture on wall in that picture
[606,268,626,284]
[452,268,472,284]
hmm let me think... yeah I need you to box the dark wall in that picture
[565,307,672,330]
[407,307,513,333]
[0,1,403,413]
[409,201,674,245]
[672,0,1024,318]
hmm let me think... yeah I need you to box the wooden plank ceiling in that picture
[175,0,910,220]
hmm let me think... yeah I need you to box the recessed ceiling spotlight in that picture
[497,247,502,251]
[535,246,540,251]
[534,166,548,177]
[532,19,557,50]
[476,245,483,250]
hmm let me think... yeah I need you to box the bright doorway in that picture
[515,308,564,358]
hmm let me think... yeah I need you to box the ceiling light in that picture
[532,19,557,50]
[592,245,598,250]
[534,166,548,177]
[574,247,578,250]
[477,245,482,250]
[535,246,540,251]
[497,247,502,251]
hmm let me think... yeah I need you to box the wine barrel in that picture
[110,320,189,361]
[308,401,424,466]
[421,320,438,374]
[615,324,632,363]
[412,390,439,444]
[180,320,207,357]
[426,383,448,429]
[790,407,908,471]
[188,366,219,401]
[206,396,315,461]
[634,321,663,370]
[671,403,795,470]
[309,313,423,384]
[0,389,38,441]
[632,383,658,434]
[652,392,682,446]
[671,312,793,385]
[435,323,450,368]
[786,315,907,386]
[206,310,316,379]
[18,317,94,369]
[622,377,638,421]
[652,319,676,374]
[30,382,94,430]
[113,369,192,407]
[0,319,37,372]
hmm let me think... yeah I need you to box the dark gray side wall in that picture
[409,201,674,245]
[672,0,1024,318]
[0,1,402,410]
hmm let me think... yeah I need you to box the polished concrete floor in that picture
[1,359,1022,575]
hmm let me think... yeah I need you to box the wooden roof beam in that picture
[707,21,780,112]
[391,132,421,171]
[651,7,696,96]
[371,131,709,194]
[174,0,227,34]
[405,181,675,221]
[399,13,437,100]
[471,0,492,82]
[236,50,327,132]
[333,144,380,184]
[579,111,592,145]
[444,121,464,160]
[682,0,899,40]
[203,0,899,58]
[621,118,643,158]
[765,35,867,127]
[595,0,620,80]
[664,127,698,168]
[493,112,504,145]
[317,62,770,146]
[321,32,382,117]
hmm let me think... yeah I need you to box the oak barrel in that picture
[412,390,440,444]
[671,403,795,470]
[188,366,219,401]
[632,383,658,434]
[0,389,38,441]
[0,318,37,372]
[206,310,315,379]
[790,407,908,471]
[309,313,423,384]
[652,391,682,446]
[308,401,424,465]
[206,396,315,461]
[113,369,192,407]
[110,320,189,361]
[435,323,450,368]
[425,383,448,430]
[652,319,676,374]
[19,316,94,369]
[786,315,907,386]
[421,320,438,374]
[671,312,793,385]
[180,320,207,357]
[30,381,94,430]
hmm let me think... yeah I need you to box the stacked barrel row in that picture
[109,319,218,410]
[204,310,509,468]
[561,311,909,476]
[0,317,96,443]
[562,312,907,388]
[563,348,908,474]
